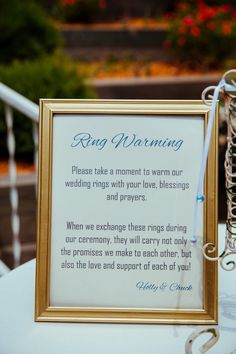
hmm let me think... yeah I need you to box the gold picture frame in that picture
[35,99,218,324]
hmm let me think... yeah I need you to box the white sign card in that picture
[35,100,218,324]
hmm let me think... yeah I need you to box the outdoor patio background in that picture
[0,0,233,268]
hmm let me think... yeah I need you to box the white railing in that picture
[0,83,39,273]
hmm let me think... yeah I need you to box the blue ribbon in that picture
[192,78,236,244]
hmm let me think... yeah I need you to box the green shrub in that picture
[0,55,95,158]
[166,2,236,68]
[0,0,60,63]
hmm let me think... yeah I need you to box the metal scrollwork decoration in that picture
[202,69,236,270]
[185,328,220,354]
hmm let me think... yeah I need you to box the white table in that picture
[0,224,236,354]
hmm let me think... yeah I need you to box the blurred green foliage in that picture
[0,0,95,159]
[0,0,60,63]
[0,56,94,158]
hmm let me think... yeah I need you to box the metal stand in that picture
[202,70,236,270]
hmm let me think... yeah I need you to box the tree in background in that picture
[0,0,60,63]
[0,0,94,158]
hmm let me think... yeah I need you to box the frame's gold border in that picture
[35,99,218,324]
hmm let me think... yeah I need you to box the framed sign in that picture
[35,99,218,324]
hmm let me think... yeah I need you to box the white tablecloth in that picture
[0,224,236,354]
